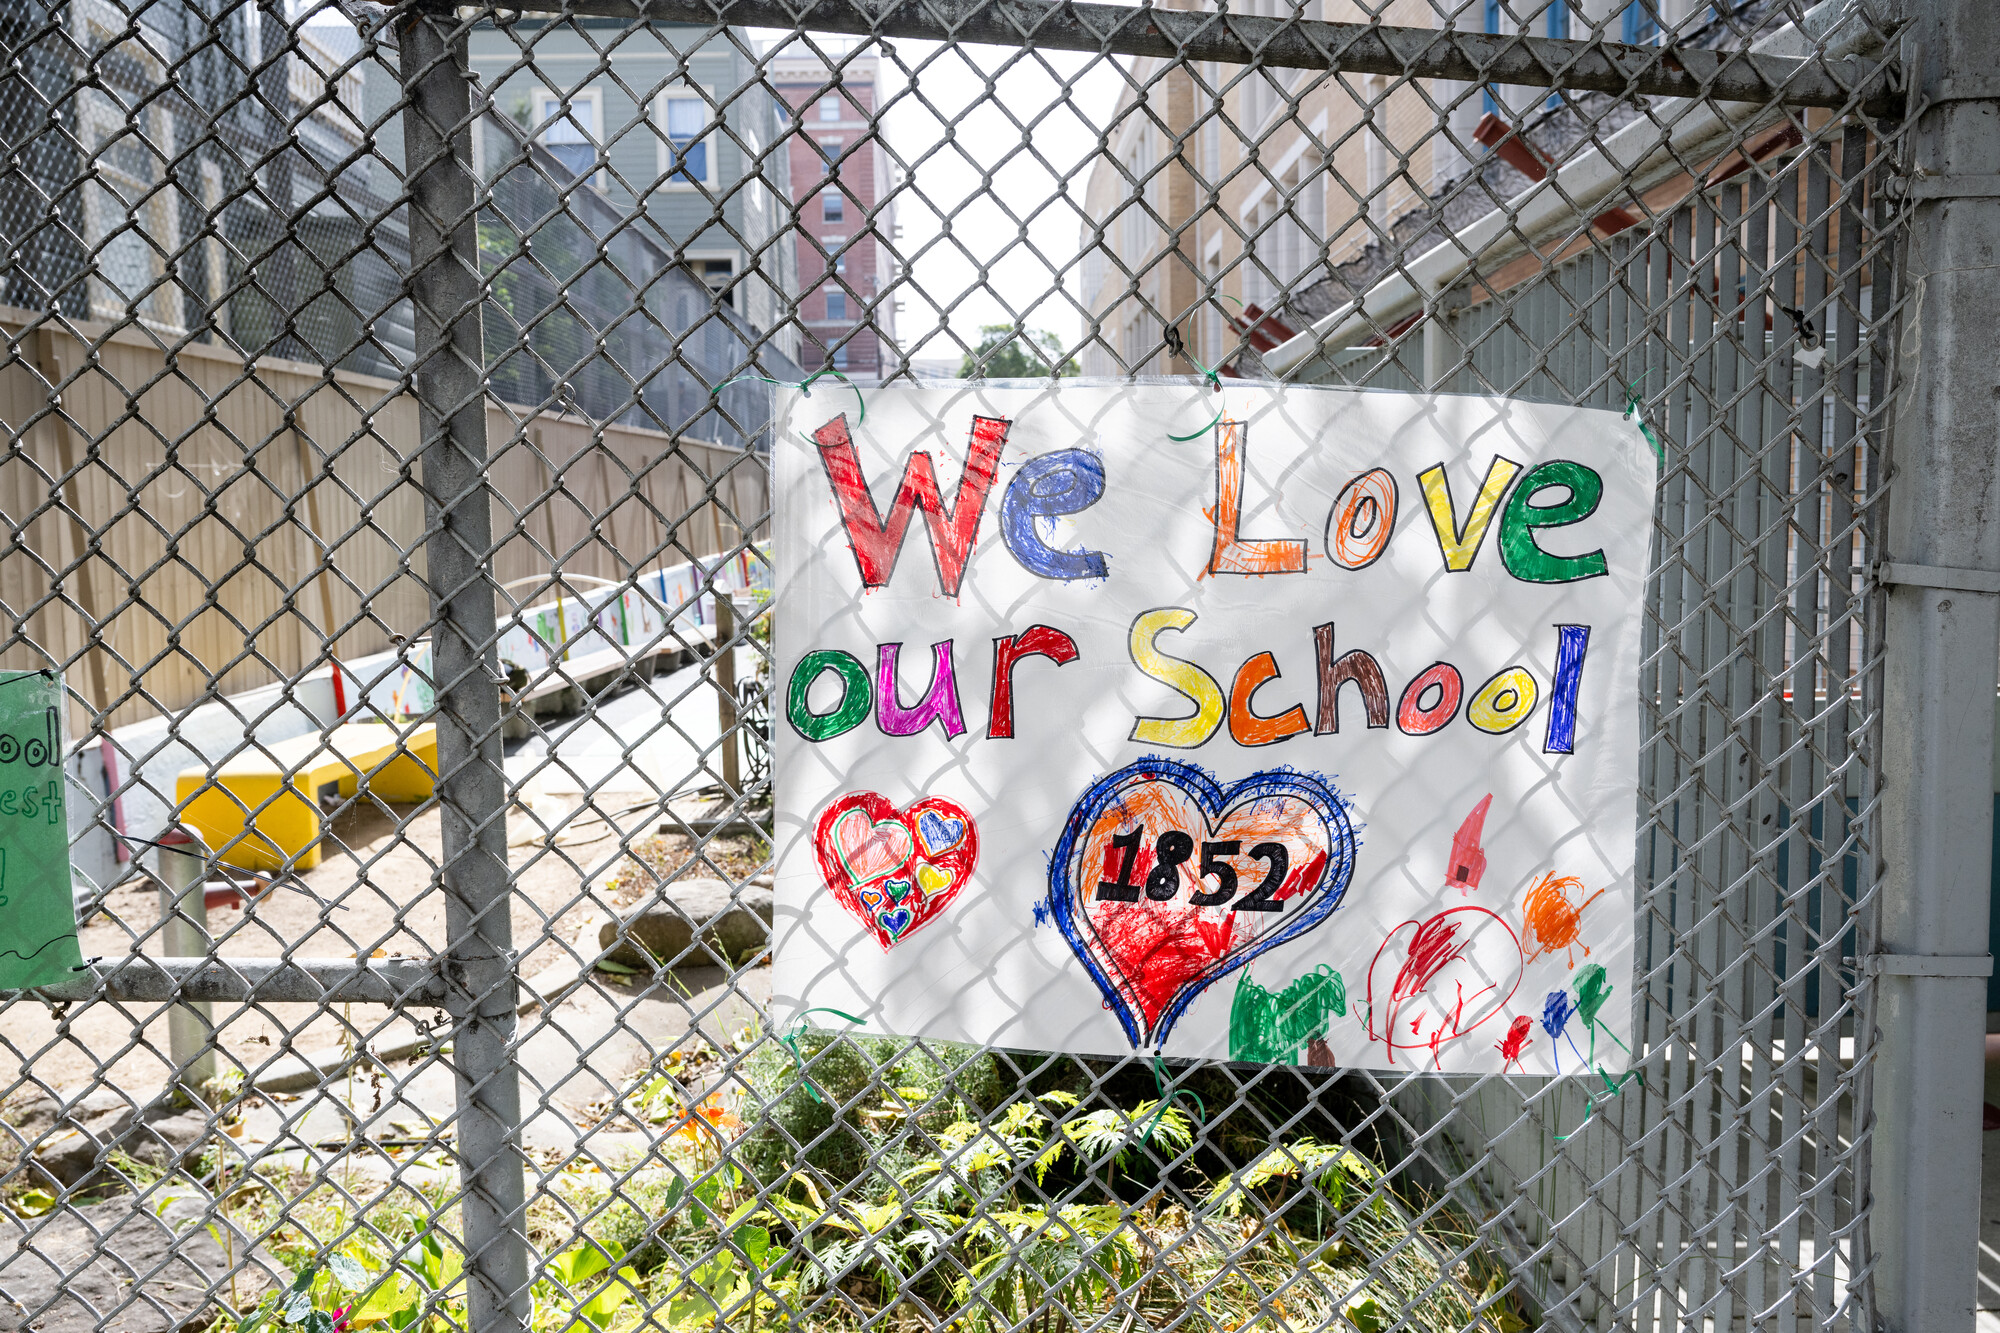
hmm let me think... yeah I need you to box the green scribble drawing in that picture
[1229,965,1346,1064]
[1572,963,1612,1027]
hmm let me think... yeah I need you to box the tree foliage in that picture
[958,324,1080,379]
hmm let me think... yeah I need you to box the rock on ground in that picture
[0,1194,286,1332]
[599,877,773,968]
[6,1092,214,1189]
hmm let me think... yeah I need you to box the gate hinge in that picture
[1872,560,2000,594]
[1887,172,2000,202]
[1865,953,1994,978]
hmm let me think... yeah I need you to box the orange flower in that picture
[671,1094,743,1148]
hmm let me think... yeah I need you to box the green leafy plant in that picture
[957,325,1080,379]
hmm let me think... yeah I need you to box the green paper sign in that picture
[0,672,83,989]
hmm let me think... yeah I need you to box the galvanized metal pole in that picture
[1873,1,2000,1326]
[154,828,215,1103]
[396,11,530,1332]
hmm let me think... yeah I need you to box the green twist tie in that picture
[713,368,866,435]
[1139,1052,1206,1150]
[780,1006,868,1105]
[1622,374,1665,468]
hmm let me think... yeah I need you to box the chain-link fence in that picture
[0,0,1930,1330]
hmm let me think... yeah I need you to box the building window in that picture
[818,138,842,174]
[702,258,736,310]
[1081,243,1108,311]
[1484,1,1568,114]
[823,193,845,223]
[1120,132,1154,260]
[79,13,181,329]
[1122,309,1153,374]
[825,289,847,321]
[818,94,841,122]
[536,87,600,181]
[1622,1,1659,41]
[657,92,711,185]
[835,254,847,275]
[832,345,849,370]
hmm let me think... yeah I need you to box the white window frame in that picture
[817,137,844,174]
[823,286,849,322]
[534,85,605,189]
[654,86,715,189]
[817,93,842,122]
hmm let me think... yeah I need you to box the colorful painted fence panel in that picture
[773,384,1653,1074]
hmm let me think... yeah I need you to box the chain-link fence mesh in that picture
[0,0,1903,1330]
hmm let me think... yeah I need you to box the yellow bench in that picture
[176,722,439,872]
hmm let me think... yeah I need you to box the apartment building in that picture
[465,19,798,355]
[1077,0,1696,377]
[767,40,902,382]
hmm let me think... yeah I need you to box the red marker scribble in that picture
[1364,906,1523,1068]
[1522,872,1606,968]
[1497,1014,1533,1072]
[1444,794,1492,894]
[1078,780,1338,1042]
[1397,912,1472,1000]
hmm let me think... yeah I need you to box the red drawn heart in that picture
[1049,759,1356,1049]
[814,790,979,949]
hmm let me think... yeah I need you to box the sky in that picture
[871,41,1126,366]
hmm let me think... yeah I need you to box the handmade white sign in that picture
[772,384,1653,1075]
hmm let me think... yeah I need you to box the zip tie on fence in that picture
[1162,323,1224,396]
[1623,374,1665,468]
[1139,1053,1205,1150]
[780,1006,868,1104]
[713,367,865,428]
[1167,377,1227,441]
[1552,1066,1643,1143]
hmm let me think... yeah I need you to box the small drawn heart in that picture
[814,791,980,950]
[917,809,967,856]
[831,807,914,887]
[1047,757,1356,1050]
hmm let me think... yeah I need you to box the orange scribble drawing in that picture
[1521,872,1606,968]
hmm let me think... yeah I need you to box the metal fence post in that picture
[1872,1,2000,1326]
[397,10,531,1332]
[715,591,740,795]
[154,828,215,1102]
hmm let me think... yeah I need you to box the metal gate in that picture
[0,0,1977,1330]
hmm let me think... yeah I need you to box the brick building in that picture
[768,41,900,381]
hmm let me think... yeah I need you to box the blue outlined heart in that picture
[917,809,967,856]
[1046,757,1357,1051]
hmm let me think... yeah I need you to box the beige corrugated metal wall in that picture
[0,312,766,730]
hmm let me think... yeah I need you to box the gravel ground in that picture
[4,798,769,1102]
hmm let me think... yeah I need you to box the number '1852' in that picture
[1094,828,1287,911]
